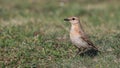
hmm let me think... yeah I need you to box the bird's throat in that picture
[70,23,84,36]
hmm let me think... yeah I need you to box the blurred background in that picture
[0,0,120,68]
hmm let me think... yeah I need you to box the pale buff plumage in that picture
[64,17,98,56]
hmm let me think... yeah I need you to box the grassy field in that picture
[0,0,120,68]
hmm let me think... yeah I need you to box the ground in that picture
[0,0,120,68]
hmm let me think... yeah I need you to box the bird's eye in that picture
[72,18,75,20]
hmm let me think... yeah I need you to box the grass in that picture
[0,0,120,68]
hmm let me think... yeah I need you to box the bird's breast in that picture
[70,31,88,48]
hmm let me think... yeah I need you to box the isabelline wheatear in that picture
[64,17,99,56]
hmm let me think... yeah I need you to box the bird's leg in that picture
[82,47,88,53]
[74,48,81,57]
[75,48,85,57]
[78,47,89,55]
[74,48,89,57]
[78,47,85,55]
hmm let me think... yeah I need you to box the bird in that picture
[64,17,99,57]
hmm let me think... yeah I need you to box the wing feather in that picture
[81,34,98,50]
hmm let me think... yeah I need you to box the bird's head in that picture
[64,17,80,24]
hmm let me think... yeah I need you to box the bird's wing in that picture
[81,34,98,50]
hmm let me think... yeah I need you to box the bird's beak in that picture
[64,18,70,21]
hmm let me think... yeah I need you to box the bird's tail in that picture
[92,45,101,53]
